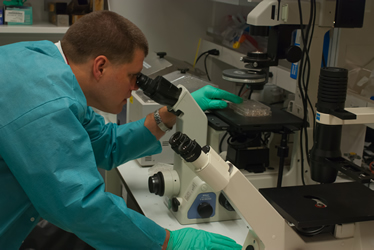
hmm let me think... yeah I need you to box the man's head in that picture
[61,11,148,114]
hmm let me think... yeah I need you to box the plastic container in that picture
[229,100,271,117]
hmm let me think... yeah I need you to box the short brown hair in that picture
[61,10,148,65]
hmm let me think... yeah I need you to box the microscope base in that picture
[164,176,240,225]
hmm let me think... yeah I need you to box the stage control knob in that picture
[171,198,180,212]
[197,202,213,218]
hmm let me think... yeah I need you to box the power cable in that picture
[204,54,211,81]
[297,0,316,185]
[194,49,220,82]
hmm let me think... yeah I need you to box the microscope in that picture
[135,73,239,224]
[167,0,374,249]
[210,0,370,189]
[240,0,373,187]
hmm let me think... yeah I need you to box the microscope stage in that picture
[211,105,304,132]
[259,182,374,228]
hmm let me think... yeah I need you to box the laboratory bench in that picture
[116,160,248,244]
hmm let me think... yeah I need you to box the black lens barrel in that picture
[316,67,348,114]
[148,172,165,196]
[310,67,348,183]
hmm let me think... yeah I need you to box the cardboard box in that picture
[71,14,84,24]
[92,0,104,11]
[48,2,69,27]
[5,5,32,25]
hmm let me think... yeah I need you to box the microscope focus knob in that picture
[219,193,235,211]
[285,46,302,63]
[197,202,213,218]
[171,198,180,212]
[157,52,167,58]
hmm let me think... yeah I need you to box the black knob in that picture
[197,202,213,218]
[285,46,302,63]
[202,145,210,154]
[171,198,180,212]
[178,68,189,74]
[246,245,255,250]
[219,193,235,211]
[157,52,167,58]
[148,172,165,196]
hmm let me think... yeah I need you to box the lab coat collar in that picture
[54,41,69,65]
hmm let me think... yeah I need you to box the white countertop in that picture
[117,160,248,244]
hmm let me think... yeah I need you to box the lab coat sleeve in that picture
[84,107,162,170]
[0,99,166,249]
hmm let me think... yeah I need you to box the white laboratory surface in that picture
[117,160,248,245]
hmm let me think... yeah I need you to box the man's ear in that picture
[93,55,108,81]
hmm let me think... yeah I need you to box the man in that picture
[0,10,242,249]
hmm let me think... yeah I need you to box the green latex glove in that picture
[166,228,242,250]
[191,85,243,111]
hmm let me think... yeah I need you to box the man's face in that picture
[98,49,145,114]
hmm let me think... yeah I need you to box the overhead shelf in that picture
[0,21,69,34]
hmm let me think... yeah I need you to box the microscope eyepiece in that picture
[169,132,190,154]
[178,139,202,163]
[136,73,156,95]
[135,73,181,107]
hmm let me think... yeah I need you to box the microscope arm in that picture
[317,107,374,125]
[136,73,208,207]
[247,0,336,27]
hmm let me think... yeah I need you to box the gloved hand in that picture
[191,85,243,111]
[166,228,242,250]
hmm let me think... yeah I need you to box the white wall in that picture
[335,1,374,69]
[109,0,213,64]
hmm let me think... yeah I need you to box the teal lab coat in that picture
[0,41,165,249]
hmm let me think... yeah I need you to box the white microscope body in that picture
[136,73,238,225]
[175,1,374,249]
[164,86,239,224]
